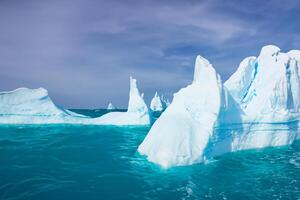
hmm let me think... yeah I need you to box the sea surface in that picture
[0,109,299,200]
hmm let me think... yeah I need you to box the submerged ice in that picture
[139,45,300,168]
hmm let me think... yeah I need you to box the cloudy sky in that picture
[0,0,299,108]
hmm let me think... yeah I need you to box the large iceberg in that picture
[91,77,150,126]
[0,87,88,124]
[138,56,223,167]
[138,45,300,168]
[224,45,300,122]
[0,77,150,126]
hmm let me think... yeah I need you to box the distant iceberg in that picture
[150,92,166,112]
[161,95,170,107]
[0,77,150,126]
[0,87,89,124]
[138,45,300,168]
[107,102,116,110]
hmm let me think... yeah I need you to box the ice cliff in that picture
[139,45,300,168]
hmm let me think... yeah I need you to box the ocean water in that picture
[0,110,299,200]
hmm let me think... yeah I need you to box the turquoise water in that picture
[0,110,299,200]
[69,109,127,118]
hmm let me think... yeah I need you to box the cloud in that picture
[0,0,299,108]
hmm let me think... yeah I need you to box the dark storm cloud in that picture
[0,0,299,108]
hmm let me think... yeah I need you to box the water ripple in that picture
[0,125,299,200]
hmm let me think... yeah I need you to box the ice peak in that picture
[193,55,219,85]
[193,56,210,83]
[127,76,148,114]
[225,44,300,120]
[129,76,138,95]
[259,45,281,57]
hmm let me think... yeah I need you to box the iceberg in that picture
[107,102,116,110]
[0,87,89,124]
[0,77,150,126]
[161,95,170,107]
[138,45,300,168]
[224,45,300,122]
[92,77,150,126]
[150,92,165,112]
[138,56,223,167]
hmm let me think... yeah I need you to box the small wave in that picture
[289,158,300,168]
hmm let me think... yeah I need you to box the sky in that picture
[0,0,300,108]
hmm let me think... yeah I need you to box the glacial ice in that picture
[107,102,116,110]
[1,45,299,167]
[225,45,300,122]
[138,56,223,167]
[0,87,88,124]
[150,92,165,112]
[139,45,300,168]
[0,77,150,126]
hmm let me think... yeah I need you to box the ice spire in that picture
[127,76,148,113]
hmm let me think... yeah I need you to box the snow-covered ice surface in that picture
[0,77,150,126]
[139,45,300,168]
[210,45,300,158]
[224,45,300,123]
[0,87,89,124]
